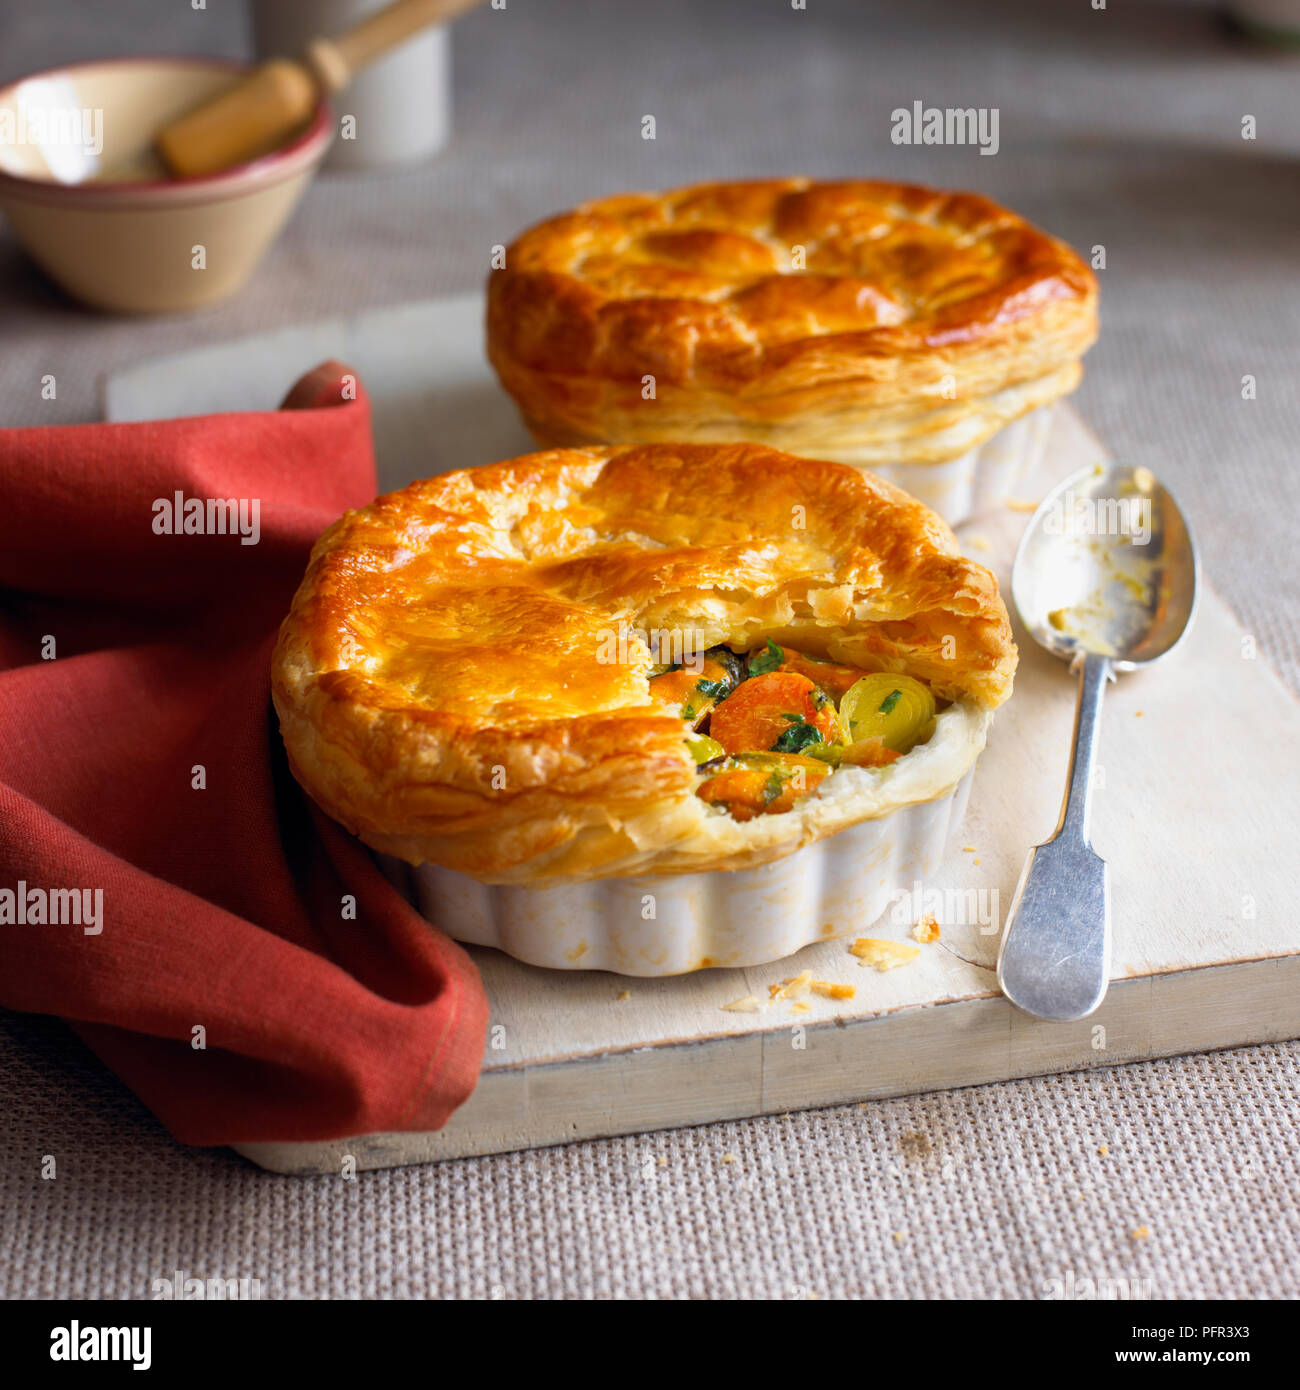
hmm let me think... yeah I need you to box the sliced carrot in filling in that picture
[707,672,840,755]
[841,736,902,768]
[647,657,733,728]
[776,650,868,700]
[697,755,831,821]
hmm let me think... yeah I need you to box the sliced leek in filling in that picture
[646,640,945,822]
[838,673,937,753]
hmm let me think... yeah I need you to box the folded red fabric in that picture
[0,362,488,1146]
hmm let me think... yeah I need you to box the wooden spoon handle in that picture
[158,0,483,177]
[304,0,485,93]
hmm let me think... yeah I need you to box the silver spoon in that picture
[996,463,1199,1021]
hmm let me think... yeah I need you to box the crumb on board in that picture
[769,971,857,1005]
[1005,497,1039,513]
[791,1001,811,1014]
[962,845,977,853]
[721,995,765,1013]
[1098,1144,1110,1156]
[616,989,631,1001]
[849,937,922,971]
[1135,710,1144,717]
[910,912,941,944]
[1130,1226,1151,1241]
[968,535,991,552]
[770,970,813,1001]
[811,979,856,1000]
[892,1231,907,1243]
[721,1153,737,1165]
[972,857,981,866]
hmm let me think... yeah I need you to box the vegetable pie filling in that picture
[647,638,940,822]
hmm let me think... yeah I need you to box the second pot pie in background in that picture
[487,178,1098,526]
[272,442,1018,974]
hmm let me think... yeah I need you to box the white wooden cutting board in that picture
[105,295,1300,1173]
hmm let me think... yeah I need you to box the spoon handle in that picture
[996,652,1113,1021]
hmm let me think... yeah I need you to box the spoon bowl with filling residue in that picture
[997,463,1199,1021]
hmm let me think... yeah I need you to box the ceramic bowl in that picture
[0,57,332,313]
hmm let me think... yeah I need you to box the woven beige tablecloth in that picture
[2,0,1298,1299]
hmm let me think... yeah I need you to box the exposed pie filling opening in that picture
[646,639,944,822]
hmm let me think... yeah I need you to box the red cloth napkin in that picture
[0,362,488,1146]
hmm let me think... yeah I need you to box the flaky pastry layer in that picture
[487,178,1098,465]
[272,442,1018,884]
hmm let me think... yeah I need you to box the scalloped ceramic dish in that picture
[861,406,1054,527]
[382,768,973,976]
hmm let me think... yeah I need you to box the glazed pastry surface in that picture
[487,178,1098,465]
[272,442,1018,883]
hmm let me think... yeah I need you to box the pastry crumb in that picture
[722,994,765,1013]
[1130,1225,1151,1240]
[811,979,856,1000]
[721,1153,737,1165]
[972,857,981,866]
[849,937,922,971]
[968,535,991,552]
[1098,1144,1110,1156]
[769,970,813,1001]
[910,912,941,944]
[892,1230,907,1243]
[1135,710,1143,717]
[768,971,856,1005]
[616,989,631,1001]
[1005,497,1039,512]
[962,845,977,853]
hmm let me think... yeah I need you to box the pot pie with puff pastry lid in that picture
[273,442,1017,888]
[487,178,1097,484]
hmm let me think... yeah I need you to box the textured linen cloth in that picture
[0,364,488,1145]
[2,0,1298,1298]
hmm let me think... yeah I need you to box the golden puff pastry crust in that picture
[272,442,1017,885]
[487,178,1098,466]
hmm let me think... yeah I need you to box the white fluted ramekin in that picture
[861,407,1053,528]
[383,769,972,976]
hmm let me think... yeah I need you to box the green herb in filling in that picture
[771,715,825,754]
[748,638,784,677]
[761,769,788,804]
[878,688,903,715]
